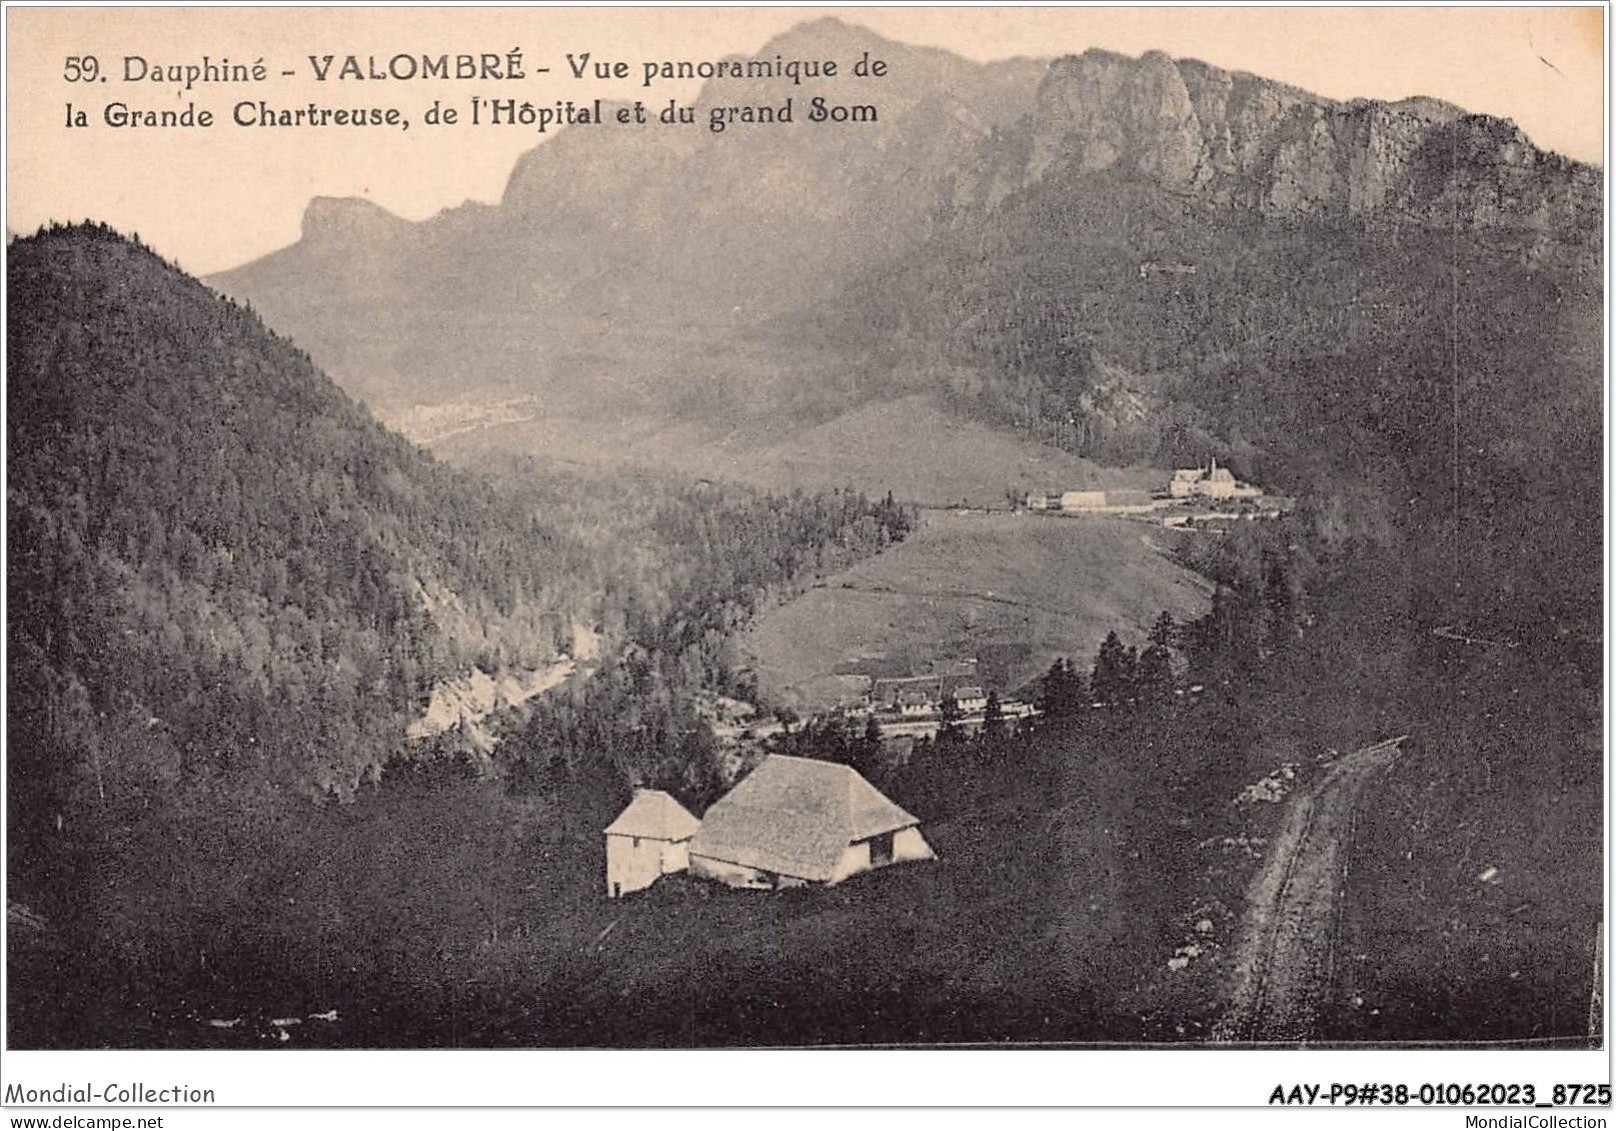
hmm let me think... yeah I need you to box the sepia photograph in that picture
[1,2,1607,1110]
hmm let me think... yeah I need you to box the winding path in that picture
[1215,736,1407,1043]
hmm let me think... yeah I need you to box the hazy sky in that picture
[6,5,1604,275]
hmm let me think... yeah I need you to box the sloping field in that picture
[746,396,1161,505]
[426,395,1156,507]
[742,510,1212,710]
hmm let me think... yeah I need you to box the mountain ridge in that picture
[240,29,1599,272]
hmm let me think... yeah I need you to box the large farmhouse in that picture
[688,755,935,889]
[603,788,701,898]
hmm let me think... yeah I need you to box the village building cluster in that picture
[1024,459,1290,524]
[603,756,936,898]
[850,657,1033,724]
[750,649,1035,724]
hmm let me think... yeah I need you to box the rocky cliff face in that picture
[962,47,1599,243]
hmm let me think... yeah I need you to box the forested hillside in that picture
[812,163,1600,635]
[7,225,913,981]
[790,47,1602,639]
[9,224,590,810]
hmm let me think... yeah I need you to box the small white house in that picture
[603,788,701,898]
[953,686,988,714]
[897,689,934,717]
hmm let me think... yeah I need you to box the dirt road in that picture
[1216,736,1407,1043]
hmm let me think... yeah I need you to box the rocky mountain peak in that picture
[299,195,410,243]
[755,14,896,56]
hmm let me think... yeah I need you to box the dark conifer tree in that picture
[1091,631,1137,709]
[936,693,964,747]
[981,689,1006,744]
[853,714,887,784]
[1036,657,1083,720]
[1139,612,1178,709]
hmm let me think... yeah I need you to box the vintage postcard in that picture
[2,2,1607,1114]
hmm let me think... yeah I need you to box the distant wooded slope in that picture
[8,225,595,814]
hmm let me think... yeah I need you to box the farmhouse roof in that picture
[604,789,701,841]
[689,755,920,882]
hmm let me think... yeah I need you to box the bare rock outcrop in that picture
[986,47,1598,240]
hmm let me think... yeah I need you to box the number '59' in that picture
[63,56,101,82]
